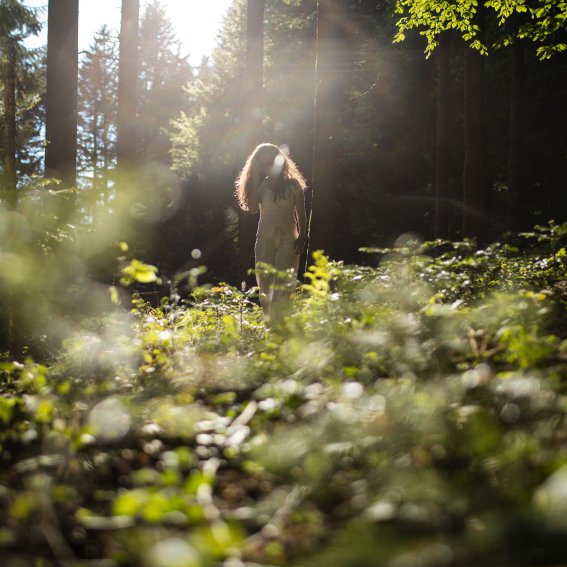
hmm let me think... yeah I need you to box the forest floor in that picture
[1,222,567,567]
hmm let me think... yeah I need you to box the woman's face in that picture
[253,150,278,178]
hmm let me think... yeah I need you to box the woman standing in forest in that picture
[235,143,307,324]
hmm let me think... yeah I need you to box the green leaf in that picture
[113,489,147,517]
[120,259,160,286]
[0,397,16,424]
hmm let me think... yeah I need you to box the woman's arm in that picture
[293,184,306,255]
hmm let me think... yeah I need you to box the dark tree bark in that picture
[462,38,487,242]
[308,0,339,258]
[239,0,265,285]
[2,41,17,210]
[508,39,525,231]
[434,35,451,239]
[117,0,139,168]
[45,0,78,193]
[1,40,18,356]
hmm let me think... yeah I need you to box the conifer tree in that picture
[78,25,118,206]
[0,0,42,209]
[138,0,193,165]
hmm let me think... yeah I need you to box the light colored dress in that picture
[254,178,301,322]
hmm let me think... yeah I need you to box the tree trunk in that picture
[1,41,17,356]
[238,0,265,285]
[2,41,17,210]
[45,0,79,196]
[308,0,339,259]
[462,39,487,242]
[508,39,525,232]
[434,35,450,239]
[117,0,139,168]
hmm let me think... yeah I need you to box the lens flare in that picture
[88,397,131,442]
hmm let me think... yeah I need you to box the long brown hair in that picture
[235,143,306,211]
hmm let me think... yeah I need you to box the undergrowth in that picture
[1,221,566,566]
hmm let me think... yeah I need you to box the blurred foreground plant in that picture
[0,222,566,566]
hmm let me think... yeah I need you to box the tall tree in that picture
[138,0,192,165]
[239,0,266,284]
[0,0,42,356]
[243,0,265,145]
[45,0,78,194]
[0,0,42,209]
[117,0,139,168]
[78,25,118,206]
[2,38,17,210]
[508,36,524,231]
[308,0,340,258]
[462,31,487,241]
[434,35,451,239]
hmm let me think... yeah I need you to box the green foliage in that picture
[1,222,566,564]
[120,258,161,286]
[394,0,567,59]
[137,0,194,164]
[394,0,489,56]
[0,0,45,183]
[169,0,246,179]
[0,0,41,41]
[302,249,341,298]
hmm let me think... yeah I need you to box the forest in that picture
[1,0,566,565]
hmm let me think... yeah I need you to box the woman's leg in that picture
[256,269,274,319]
[270,238,300,322]
[255,231,276,321]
